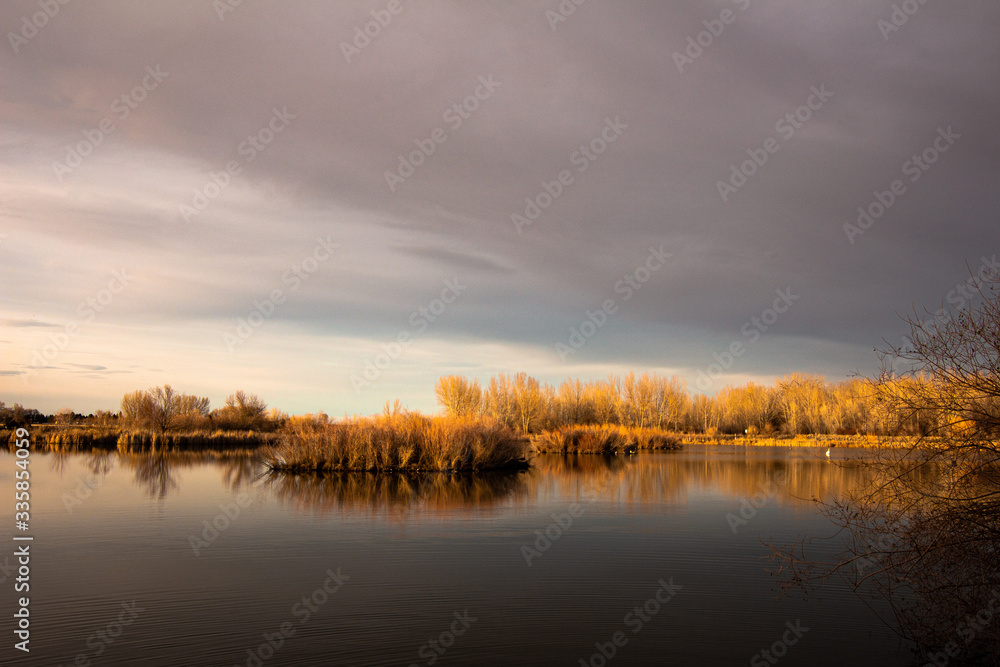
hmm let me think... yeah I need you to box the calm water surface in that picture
[1,446,914,666]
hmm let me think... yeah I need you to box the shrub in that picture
[264,413,530,472]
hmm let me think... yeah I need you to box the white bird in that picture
[825,448,831,458]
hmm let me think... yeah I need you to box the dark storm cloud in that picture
[2,0,999,408]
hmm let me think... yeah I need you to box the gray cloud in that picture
[2,0,998,412]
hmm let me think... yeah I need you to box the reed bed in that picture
[264,414,530,472]
[531,425,682,455]
[676,433,917,448]
[3,426,120,452]
[115,430,280,452]
[3,427,280,453]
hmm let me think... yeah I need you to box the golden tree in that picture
[435,376,483,418]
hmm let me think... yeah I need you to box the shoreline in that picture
[2,425,920,459]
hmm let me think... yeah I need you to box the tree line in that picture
[117,386,276,432]
[3,374,947,437]
[435,371,948,436]
[1,372,969,440]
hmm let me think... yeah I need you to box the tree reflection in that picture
[120,453,179,500]
[220,454,265,492]
[87,450,115,477]
[49,451,70,476]
[261,448,864,522]
[262,469,529,518]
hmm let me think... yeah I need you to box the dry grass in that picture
[3,426,279,452]
[264,413,530,472]
[531,425,681,454]
[3,426,120,452]
[675,433,917,448]
[116,430,280,452]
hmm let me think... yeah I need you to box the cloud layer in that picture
[2,0,998,413]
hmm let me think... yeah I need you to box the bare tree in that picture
[484,374,516,429]
[772,273,1000,661]
[435,376,483,418]
[120,390,154,427]
[120,385,210,432]
[222,390,267,429]
[554,379,592,425]
[511,372,547,433]
[148,385,180,433]
[54,408,76,425]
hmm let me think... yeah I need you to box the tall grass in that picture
[3,426,120,452]
[531,425,681,454]
[3,426,282,453]
[116,430,280,452]
[675,433,915,448]
[264,413,530,472]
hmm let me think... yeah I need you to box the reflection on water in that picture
[3,445,911,666]
[78,446,868,513]
[107,446,868,517]
[115,451,262,498]
[527,447,866,509]
[263,470,531,518]
[87,450,115,477]
[125,453,179,499]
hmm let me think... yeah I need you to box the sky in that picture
[1,0,999,416]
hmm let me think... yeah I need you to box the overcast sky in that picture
[2,0,998,415]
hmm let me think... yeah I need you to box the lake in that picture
[2,445,914,666]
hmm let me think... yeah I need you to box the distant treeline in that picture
[0,402,46,429]
[1,372,957,439]
[434,372,948,437]
[2,388,276,431]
